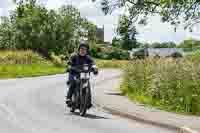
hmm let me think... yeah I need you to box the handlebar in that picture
[69,64,93,73]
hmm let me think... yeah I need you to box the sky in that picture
[0,0,200,43]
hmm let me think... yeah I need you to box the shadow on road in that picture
[84,113,109,119]
[105,92,123,96]
[67,112,109,120]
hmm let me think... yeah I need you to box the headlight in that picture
[83,66,89,71]
[80,72,90,79]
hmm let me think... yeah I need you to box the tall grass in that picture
[121,58,200,115]
[0,50,47,64]
[96,59,129,68]
[0,64,65,79]
[0,50,65,79]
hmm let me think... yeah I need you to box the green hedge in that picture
[90,45,129,60]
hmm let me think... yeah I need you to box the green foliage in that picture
[116,15,138,50]
[178,38,200,52]
[0,0,97,57]
[90,45,130,60]
[151,42,176,48]
[186,50,200,62]
[132,48,147,59]
[0,64,65,79]
[93,0,200,30]
[90,44,100,57]
[50,52,66,67]
[121,58,200,115]
[171,52,183,58]
[112,37,121,48]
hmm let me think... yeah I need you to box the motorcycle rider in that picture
[65,42,98,108]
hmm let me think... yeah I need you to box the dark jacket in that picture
[68,54,95,75]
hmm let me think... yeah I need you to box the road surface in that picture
[0,70,175,133]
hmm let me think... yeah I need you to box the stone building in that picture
[96,26,104,43]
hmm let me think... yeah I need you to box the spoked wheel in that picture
[70,94,76,113]
[79,87,89,116]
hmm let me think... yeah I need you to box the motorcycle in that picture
[67,64,96,116]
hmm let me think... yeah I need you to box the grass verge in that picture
[95,59,129,68]
[0,64,65,79]
[0,50,65,79]
[120,58,200,116]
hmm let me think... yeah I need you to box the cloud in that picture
[0,0,15,16]
[0,0,199,43]
[79,2,103,18]
[136,15,200,43]
[0,0,9,8]
[45,0,64,9]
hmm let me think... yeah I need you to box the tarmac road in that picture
[0,70,175,133]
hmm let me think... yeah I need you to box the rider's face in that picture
[79,47,87,56]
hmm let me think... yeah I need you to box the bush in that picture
[90,45,99,57]
[91,45,129,60]
[121,58,200,115]
[132,48,146,59]
[186,50,200,62]
[170,52,183,58]
[50,52,66,67]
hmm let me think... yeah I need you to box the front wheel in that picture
[79,87,89,116]
[70,93,76,113]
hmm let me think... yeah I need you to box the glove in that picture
[66,80,70,85]
[65,69,69,73]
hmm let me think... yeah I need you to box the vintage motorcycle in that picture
[67,64,97,116]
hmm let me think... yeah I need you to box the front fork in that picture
[80,80,91,103]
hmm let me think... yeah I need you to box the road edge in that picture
[94,100,198,133]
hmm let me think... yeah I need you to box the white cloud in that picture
[0,0,9,8]
[45,0,64,9]
[0,8,8,16]
[79,3,103,18]
[0,0,15,16]
[136,15,200,43]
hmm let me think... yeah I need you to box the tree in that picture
[178,38,200,51]
[117,15,139,50]
[0,17,16,49]
[57,5,82,54]
[162,42,176,48]
[92,0,200,31]
[80,18,97,45]
[151,42,176,48]
[112,37,121,48]
[1,0,99,57]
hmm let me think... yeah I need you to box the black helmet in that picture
[78,42,89,51]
